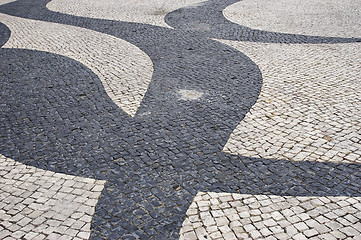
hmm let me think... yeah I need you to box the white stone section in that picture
[47,0,207,28]
[180,192,361,240]
[0,0,16,6]
[220,41,361,164]
[0,13,153,117]
[223,0,361,38]
[0,154,106,240]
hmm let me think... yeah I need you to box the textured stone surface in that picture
[0,154,105,239]
[180,192,361,239]
[0,0,360,239]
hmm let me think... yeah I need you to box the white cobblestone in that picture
[0,154,105,239]
[180,192,361,239]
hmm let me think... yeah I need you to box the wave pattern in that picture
[0,13,153,117]
[0,0,360,239]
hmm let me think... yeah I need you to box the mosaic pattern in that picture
[0,154,105,240]
[0,12,153,117]
[0,0,360,239]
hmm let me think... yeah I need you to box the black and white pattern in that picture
[0,0,360,239]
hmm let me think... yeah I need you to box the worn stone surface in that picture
[0,0,360,239]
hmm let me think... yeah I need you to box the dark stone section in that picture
[0,1,360,239]
[165,0,361,43]
[0,49,129,178]
[0,21,10,47]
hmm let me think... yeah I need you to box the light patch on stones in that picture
[178,89,204,101]
[0,13,153,117]
[180,192,361,240]
[0,154,106,240]
[190,23,211,32]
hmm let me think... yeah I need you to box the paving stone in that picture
[340,226,361,237]
[23,232,39,240]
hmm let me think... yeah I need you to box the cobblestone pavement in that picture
[0,0,360,239]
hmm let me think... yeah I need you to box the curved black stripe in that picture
[0,1,360,239]
[0,48,130,178]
